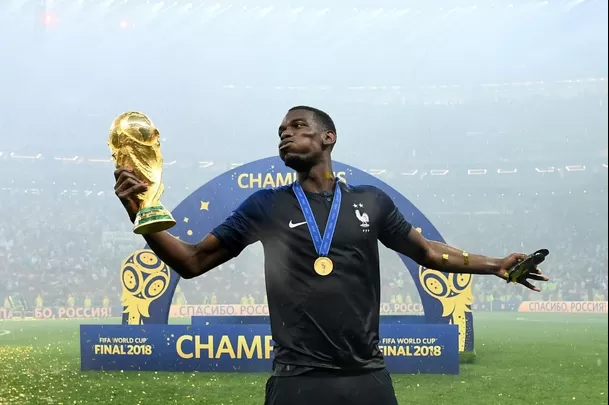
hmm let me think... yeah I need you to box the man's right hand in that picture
[114,168,147,222]
[113,168,233,279]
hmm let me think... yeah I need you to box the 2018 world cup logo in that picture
[121,250,171,325]
[419,266,473,352]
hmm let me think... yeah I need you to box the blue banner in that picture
[80,322,459,374]
[116,156,475,354]
[83,156,474,375]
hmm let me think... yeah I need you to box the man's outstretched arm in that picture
[387,227,548,291]
[398,228,502,275]
[376,189,548,291]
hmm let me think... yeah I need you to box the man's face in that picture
[277,109,324,171]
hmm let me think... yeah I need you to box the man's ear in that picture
[321,131,336,148]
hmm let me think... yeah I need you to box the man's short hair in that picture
[289,106,336,134]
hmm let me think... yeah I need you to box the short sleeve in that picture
[210,190,271,257]
[377,188,413,251]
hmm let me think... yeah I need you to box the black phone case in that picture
[507,249,550,283]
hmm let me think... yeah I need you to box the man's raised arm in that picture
[113,168,268,279]
[142,232,232,279]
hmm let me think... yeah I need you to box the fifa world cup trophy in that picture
[108,112,176,234]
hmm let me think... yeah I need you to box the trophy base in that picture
[133,205,176,235]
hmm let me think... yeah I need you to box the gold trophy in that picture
[108,111,176,234]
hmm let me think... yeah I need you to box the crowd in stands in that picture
[1,163,606,312]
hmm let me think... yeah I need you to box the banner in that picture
[117,156,475,353]
[34,306,114,319]
[79,156,475,374]
[471,301,520,312]
[80,321,459,374]
[0,307,115,320]
[169,303,425,318]
[519,301,608,313]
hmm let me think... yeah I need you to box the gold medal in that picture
[314,257,333,276]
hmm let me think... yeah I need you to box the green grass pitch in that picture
[0,313,606,405]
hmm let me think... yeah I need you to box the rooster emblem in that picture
[354,203,370,230]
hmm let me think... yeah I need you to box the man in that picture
[114,106,549,405]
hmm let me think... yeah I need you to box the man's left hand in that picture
[496,253,550,292]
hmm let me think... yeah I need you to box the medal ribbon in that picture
[292,180,342,257]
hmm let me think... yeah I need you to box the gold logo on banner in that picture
[120,250,170,324]
[419,266,473,352]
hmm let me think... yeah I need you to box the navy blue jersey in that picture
[211,182,412,372]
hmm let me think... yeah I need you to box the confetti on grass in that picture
[0,346,33,361]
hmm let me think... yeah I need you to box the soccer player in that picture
[113,106,549,405]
